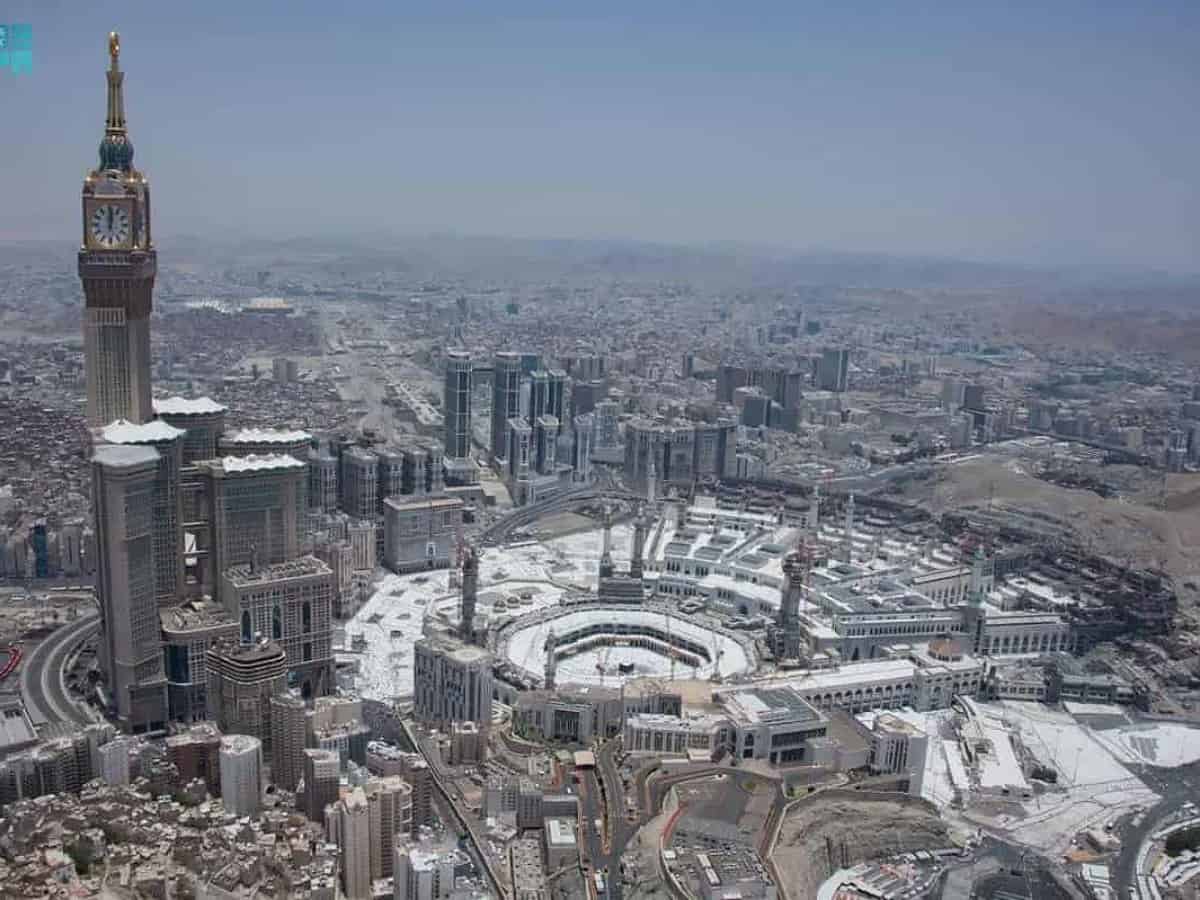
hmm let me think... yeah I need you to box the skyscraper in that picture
[491,352,523,461]
[545,369,567,429]
[412,634,493,731]
[817,348,850,392]
[221,556,334,699]
[96,419,185,606]
[92,444,167,734]
[80,34,156,427]
[206,638,287,747]
[337,788,372,899]
[339,446,378,519]
[192,453,307,601]
[365,776,414,880]
[443,350,473,460]
[219,734,263,819]
[302,747,341,825]
[269,691,308,791]
[528,369,549,427]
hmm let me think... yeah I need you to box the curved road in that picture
[20,612,100,727]
[480,488,642,545]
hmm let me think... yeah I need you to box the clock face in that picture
[89,204,130,248]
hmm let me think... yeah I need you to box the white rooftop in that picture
[223,427,312,444]
[748,658,917,694]
[153,395,227,415]
[546,818,577,847]
[219,453,307,473]
[93,443,160,468]
[100,418,185,444]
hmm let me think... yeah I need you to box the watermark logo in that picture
[0,24,32,75]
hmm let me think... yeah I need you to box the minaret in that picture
[80,32,156,427]
[776,545,809,660]
[964,545,993,654]
[646,450,658,505]
[630,506,647,580]
[808,482,821,534]
[459,546,478,643]
[543,629,558,690]
[840,493,855,563]
[599,503,614,579]
[968,545,993,603]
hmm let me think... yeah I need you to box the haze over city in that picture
[7,5,1200,900]
[4,0,1200,271]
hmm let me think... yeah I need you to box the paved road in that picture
[580,769,606,888]
[19,612,99,727]
[575,742,641,900]
[1113,761,1200,899]
[408,725,513,900]
[480,488,641,545]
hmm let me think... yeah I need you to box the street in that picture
[19,612,99,727]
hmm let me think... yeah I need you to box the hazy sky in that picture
[4,1,1199,270]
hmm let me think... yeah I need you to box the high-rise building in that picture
[192,453,307,601]
[302,747,341,825]
[365,743,433,836]
[206,638,287,748]
[545,369,567,428]
[153,396,228,464]
[817,348,850,392]
[307,445,340,513]
[412,634,493,732]
[366,775,414,880]
[571,378,605,417]
[528,369,549,427]
[716,363,751,403]
[591,399,623,463]
[80,34,155,427]
[340,447,379,520]
[307,695,371,768]
[222,556,335,698]
[393,838,457,900]
[383,496,463,574]
[443,350,473,460]
[963,383,986,411]
[219,734,263,819]
[97,738,133,786]
[506,417,533,505]
[160,598,238,723]
[165,722,222,797]
[571,413,594,483]
[218,426,312,462]
[624,418,736,488]
[377,449,406,509]
[337,788,372,900]
[269,690,309,791]
[491,352,523,460]
[533,416,558,475]
[96,419,185,605]
[401,443,445,496]
[92,444,167,734]
[60,521,85,577]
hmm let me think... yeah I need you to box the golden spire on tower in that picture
[105,31,125,134]
[98,30,134,171]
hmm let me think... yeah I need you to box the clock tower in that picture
[79,32,155,427]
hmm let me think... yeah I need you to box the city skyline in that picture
[2,1,1198,272]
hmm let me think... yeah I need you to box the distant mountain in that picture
[4,232,1197,294]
